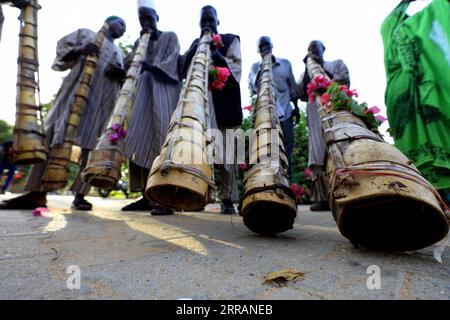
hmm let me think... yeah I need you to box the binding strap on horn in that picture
[330,162,449,213]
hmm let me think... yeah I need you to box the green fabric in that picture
[381,0,450,190]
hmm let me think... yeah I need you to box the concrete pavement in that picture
[0,195,448,300]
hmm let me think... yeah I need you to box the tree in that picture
[118,39,134,57]
[290,107,312,204]
[0,120,13,143]
[41,101,53,119]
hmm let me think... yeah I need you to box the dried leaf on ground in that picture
[264,269,305,287]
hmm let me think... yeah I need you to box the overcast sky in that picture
[0,0,431,139]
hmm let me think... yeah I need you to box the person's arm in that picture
[178,38,199,80]
[104,51,126,83]
[61,43,99,62]
[287,61,299,101]
[52,29,97,71]
[297,69,310,102]
[142,32,180,84]
[286,61,300,124]
[331,60,350,87]
[221,36,242,83]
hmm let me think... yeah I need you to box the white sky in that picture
[0,0,431,140]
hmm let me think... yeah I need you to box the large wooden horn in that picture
[82,32,151,189]
[12,0,47,165]
[306,57,449,251]
[240,52,297,235]
[41,23,109,190]
[145,32,215,211]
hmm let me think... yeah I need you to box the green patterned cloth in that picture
[381,0,450,190]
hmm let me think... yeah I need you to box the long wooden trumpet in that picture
[145,32,215,211]
[306,57,449,251]
[41,23,109,190]
[240,52,297,235]
[13,0,47,165]
[82,32,151,189]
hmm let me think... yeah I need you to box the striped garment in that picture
[123,31,181,171]
[45,28,124,151]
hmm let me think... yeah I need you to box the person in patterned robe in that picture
[120,3,181,215]
[0,16,126,210]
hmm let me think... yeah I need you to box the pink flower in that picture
[298,188,305,197]
[119,128,127,138]
[239,163,248,171]
[32,207,49,217]
[349,89,359,98]
[244,105,254,112]
[339,85,349,92]
[307,82,319,102]
[318,80,332,89]
[304,168,313,178]
[110,123,127,140]
[321,80,332,89]
[365,106,381,115]
[375,115,388,123]
[212,34,224,49]
[339,85,358,98]
[216,67,230,81]
[313,75,332,89]
[290,183,306,200]
[313,75,326,85]
[306,82,318,96]
[320,93,331,105]
[14,172,24,180]
[112,123,121,132]
[290,183,301,194]
[108,132,120,145]
[209,66,231,91]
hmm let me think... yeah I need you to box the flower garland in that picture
[243,105,254,112]
[107,123,127,145]
[209,66,231,91]
[208,35,231,91]
[307,75,387,130]
[290,183,306,204]
[211,34,224,49]
[13,172,25,181]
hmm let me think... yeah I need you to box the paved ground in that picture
[0,194,448,300]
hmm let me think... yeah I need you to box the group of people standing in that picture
[0,0,448,215]
[0,1,248,215]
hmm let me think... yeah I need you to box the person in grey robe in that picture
[120,5,181,215]
[0,16,126,211]
[0,0,30,42]
[178,5,243,215]
[298,40,350,212]
[249,36,300,180]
